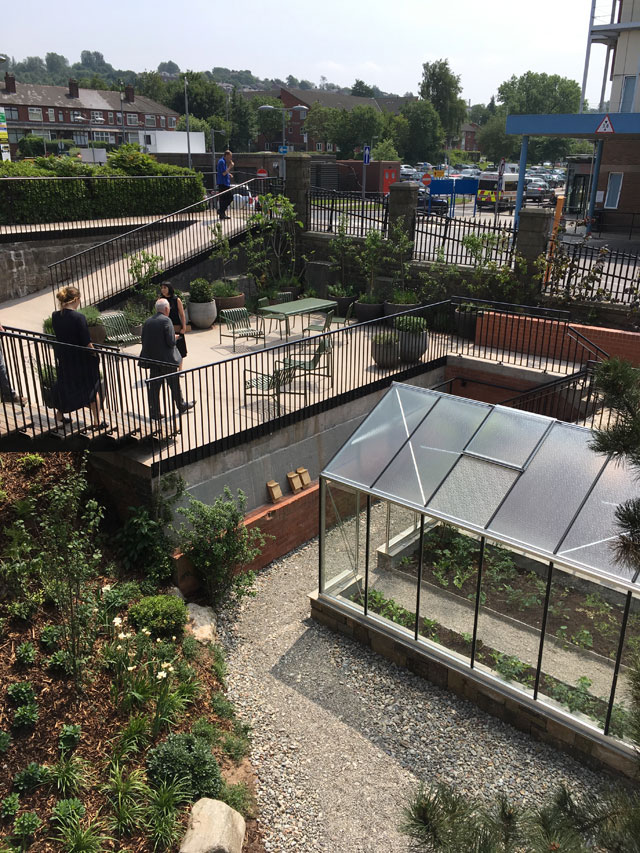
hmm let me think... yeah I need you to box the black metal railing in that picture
[413,216,516,266]
[0,175,205,235]
[0,301,610,465]
[547,240,640,304]
[48,178,283,308]
[307,188,388,236]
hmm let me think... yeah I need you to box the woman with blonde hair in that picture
[51,286,104,428]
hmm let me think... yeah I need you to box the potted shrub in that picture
[80,306,106,345]
[273,275,303,300]
[371,331,400,369]
[384,287,421,324]
[188,278,217,328]
[354,230,385,322]
[328,283,356,317]
[454,302,478,340]
[394,316,430,363]
[355,292,385,323]
[122,300,148,336]
[210,279,245,313]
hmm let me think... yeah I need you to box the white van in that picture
[476,172,519,211]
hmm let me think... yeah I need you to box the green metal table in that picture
[257,297,337,341]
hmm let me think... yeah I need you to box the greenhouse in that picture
[318,383,639,758]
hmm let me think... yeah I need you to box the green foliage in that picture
[420,58,467,142]
[222,720,251,763]
[146,733,223,801]
[15,641,36,667]
[371,331,398,345]
[358,228,385,296]
[245,194,303,285]
[12,763,49,794]
[394,316,428,333]
[101,763,148,836]
[126,251,164,290]
[176,488,264,609]
[210,690,236,720]
[0,731,12,753]
[210,644,227,686]
[50,799,86,828]
[371,138,399,160]
[78,306,102,328]
[114,505,173,585]
[59,724,82,754]
[110,715,151,761]
[12,702,39,730]
[401,100,445,164]
[180,634,199,661]
[144,779,190,853]
[7,682,35,705]
[53,814,111,853]
[17,454,45,473]
[209,278,240,298]
[191,717,221,746]
[209,223,239,279]
[188,277,215,303]
[219,781,255,818]
[128,595,187,637]
[12,810,42,845]
[384,219,414,290]
[48,755,90,797]
[0,794,20,820]
[46,649,75,676]
[490,652,532,685]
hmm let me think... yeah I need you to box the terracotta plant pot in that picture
[214,293,245,314]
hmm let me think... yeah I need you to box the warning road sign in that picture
[595,114,615,134]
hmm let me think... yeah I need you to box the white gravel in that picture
[217,539,610,852]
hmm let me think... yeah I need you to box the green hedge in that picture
[0,147,206,224]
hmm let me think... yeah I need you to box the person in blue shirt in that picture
[216,149,234,220]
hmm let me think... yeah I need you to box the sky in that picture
[4,0,609,107]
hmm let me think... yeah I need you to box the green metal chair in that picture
[333,301,355,329]
[101,311,141,346]
[282,338,334,399]
[219,307,265,352]
[303,309,334,337]
[275,291,294,303]
[243,362,302,417]
[257,297,289,339]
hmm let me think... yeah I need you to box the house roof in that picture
[375,95,417,114]
[322,383,638,593]
[0,82,178,116]
[284,87,382,112]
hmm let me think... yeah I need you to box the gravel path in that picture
[217,538,610,853]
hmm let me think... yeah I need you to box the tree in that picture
[498,71,580,116]
[157,60,180,75]
[228,89,256,152]
[401,100,444,164]
[371,138,399,160]
[286,75,299,88]
[419,59,467,144]
[45,52,70,82]
[298,79,315,90]
[250,95,284,140]
[177,115,212,148]
[164,72,226,121]
[381,112,409,159]
[468,103,491,126]
[328,106,382,159]
[476,111,519,163]
[351,79,375,98]
[137,71,166,103]
[304,103,337,146]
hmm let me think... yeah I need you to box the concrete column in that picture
[284,152,312,232]
[388,180,419,240]
[515,207,554,289]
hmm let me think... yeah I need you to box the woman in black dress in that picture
[51,286,104,428]
[159,282,187,367]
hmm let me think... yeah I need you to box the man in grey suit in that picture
[140,299,195,421]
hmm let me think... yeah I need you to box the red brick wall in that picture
[475,313,640,366]
[243,486,320,573]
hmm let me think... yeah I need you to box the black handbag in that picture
[176,334,187,359]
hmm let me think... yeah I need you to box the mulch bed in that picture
[0,451,266,852]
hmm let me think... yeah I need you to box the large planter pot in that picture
[88,325,106,345]
[333,295,357,316]
[354,301,384,323]
[454,308,477,340]
[129,323,143,337]
[189,300,218,329]
[384,300,421,327]
[214,293,245,315]
[371,338,400,369]
[399,331,430,363]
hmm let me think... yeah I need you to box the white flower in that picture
[118,632,127,640]
[156,638,162,644]
[161,662,170,669]
[102,584,112,593]
[112,616,123,627]
[156,670,167,680]
[127,666,135,672]
[116,645,123,651]
[166,664,174,673]
[142,628,151,636]
[171,636,176,642]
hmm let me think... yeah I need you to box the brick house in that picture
[0,73,179,158]
[456,121,481,153]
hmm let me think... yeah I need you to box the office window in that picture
[168,117,177,129]
[159,115,166,128]
[5,106,18,120]
[126,113,139,126]
[620,76,637,112]
[48,108,54,122]
[316,142,323,151]
[604,172,623,208]
[28,107,43,121]
[145,115,156,127]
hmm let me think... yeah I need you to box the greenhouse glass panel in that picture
[611,595,640,742]
[428,456,518,527]
[557,458,639,582]
[412,395,489,453]
[489,424,605,554]
[322,480,366,604]
[374,444,459,508]
[537,568,624,735]
[364,500,420,635]
[418,521,480,663]
[475,540,545,691]
[465,406,550,468]
[324,385,435,488]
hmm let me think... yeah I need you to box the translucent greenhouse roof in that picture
[322,384,640,592]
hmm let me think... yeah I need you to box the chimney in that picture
[125,84,135,103]
[68,78,79,99]
[4,73,16,95]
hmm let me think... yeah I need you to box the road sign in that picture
[498,158,506,179]
[363,145,371,166]
[595,114,615,134]
[256,168,268,178]
[278,145,288,154]
[421,173,432,187]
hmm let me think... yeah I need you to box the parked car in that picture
[525,179,554,203]
[400,165,416,180]
[417,189,449,215]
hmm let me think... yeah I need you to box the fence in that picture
[0,175,205,234]
[307,188,388,236]
[48,177,282,308]
[547,240,640,305]
[413,216,516,266]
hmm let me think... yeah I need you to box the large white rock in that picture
[180,798,245,853]
[187,602,217,643]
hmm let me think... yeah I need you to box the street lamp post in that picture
[184,76,192,170]
[257,104,308,180]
